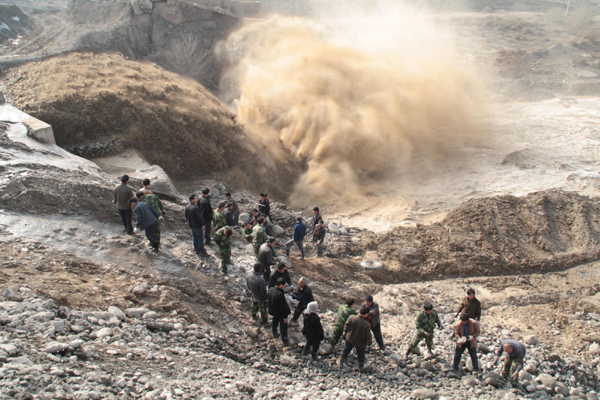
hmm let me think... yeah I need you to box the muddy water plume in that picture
[217,10,488,207]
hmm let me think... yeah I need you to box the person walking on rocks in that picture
[247,263,268,324]
[406,302,443,357]
[455,288,481,322]
[224,203,235,228]
[113,174,134,234]
[301,301,324,362]
[286,216,306,259]
[252,217,268,256]
[242,221,254,243]
[269,262,292,288]
[139,189,164,243]
[268,277,290,345]
[184,194,207,257]
[258,237,278,284]
[199,188,213,246]
[213,227,233,274]
[330,298,358,347]
[225,192,240,226]
[363,295,386,353]
[259,193,271,221]
[452,313,481,373]
[213,201,228,232]
[130,197,161,253]
[493,339,526,385]
[291,277,314,322]
[338,306,372,372]
[313,219,326,258]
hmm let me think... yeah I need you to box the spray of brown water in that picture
[217,6,488,207]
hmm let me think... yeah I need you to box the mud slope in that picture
[368,191,600,282]
[2,53,298,197]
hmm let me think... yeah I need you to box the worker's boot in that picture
[337,357,345,367]
[405,347,412,359]
[301,346,309,357]
[358,362,364,372]
[286,248,290,257]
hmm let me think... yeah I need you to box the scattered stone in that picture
[536,373,556,389]
[126,308,151,318]
[279,355,298,368]
[108,306,126,321]
[523,335,536,345]
[589,342,600,355]
[44,342,69,353]
[412,388,438,399]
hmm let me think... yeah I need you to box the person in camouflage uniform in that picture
[252,217,268,256]
[213,227,233,273]
[330,298,357,346]
[213,201,228,232]
[242,221,254,243]
[141,191,164,241]
[406,302,443,357]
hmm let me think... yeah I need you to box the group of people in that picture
[114,181,524,379]
[113,175,165,254]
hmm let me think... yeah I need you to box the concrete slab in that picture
[22,117,56,145]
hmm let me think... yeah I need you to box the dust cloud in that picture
[217,4,488,206]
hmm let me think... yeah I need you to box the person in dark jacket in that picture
[259,193,271,221]
[224,203,235,227]
[269,262,292,288]
[311,207,323,230]
[291,278,314,321]
[452,313,481,373]
[246,263,268,324]
[285,216,306,259]
[338,306,372,372]
[455,288,482,322]
[113,174,134,234]
[199,188,213,245]
[494,339,526,384]
[184,194,207,257]
[301,301,324,361]
[268,277,291,345]
[258,238,277,283]
[130,197,161,253]
[225,193,240,226]
[313,219,326,258]
[364,295,386,353]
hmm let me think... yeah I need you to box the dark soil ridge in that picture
[365,190,600,283]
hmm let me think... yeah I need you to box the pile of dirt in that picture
[368,190,600,282]
[2,53,298,198]
[0,4,32,43]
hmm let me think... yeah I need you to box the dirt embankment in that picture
[2,53,299,198]
[0,4,32,44]
[366,191,600,282]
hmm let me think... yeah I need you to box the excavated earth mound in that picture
[2,52,298,197]
[0,4,32,43]
[368,191,600,282]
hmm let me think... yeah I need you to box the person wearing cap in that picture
[113,174,134,234]
[225,192,240,226]
[286,216,306,259]
[313,219,326,258]
[258,237,277,283]
[213,201,228,231]
[493,339,526,385]
[213,227,233,274]
[301,301,324,361]
[267,277,291,345]
[363,295,386,353]
[252,217,268,256]
[129,196,161,253]
[338,306,372,372]
[269,262,292,288]
[139,180,164,242]
[406,302,443,357]
[242,221,254,243]
[452,313,481,373]
[247,263,268,324]
[455,288,481,322]
[291,277,314,322]
[330,298,358,347]
[199,188,213,245]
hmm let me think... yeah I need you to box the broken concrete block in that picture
[22,117,55,144]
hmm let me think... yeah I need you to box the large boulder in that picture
[412,389,438,399]
[128,165,185,203]
[535,373,556,389]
